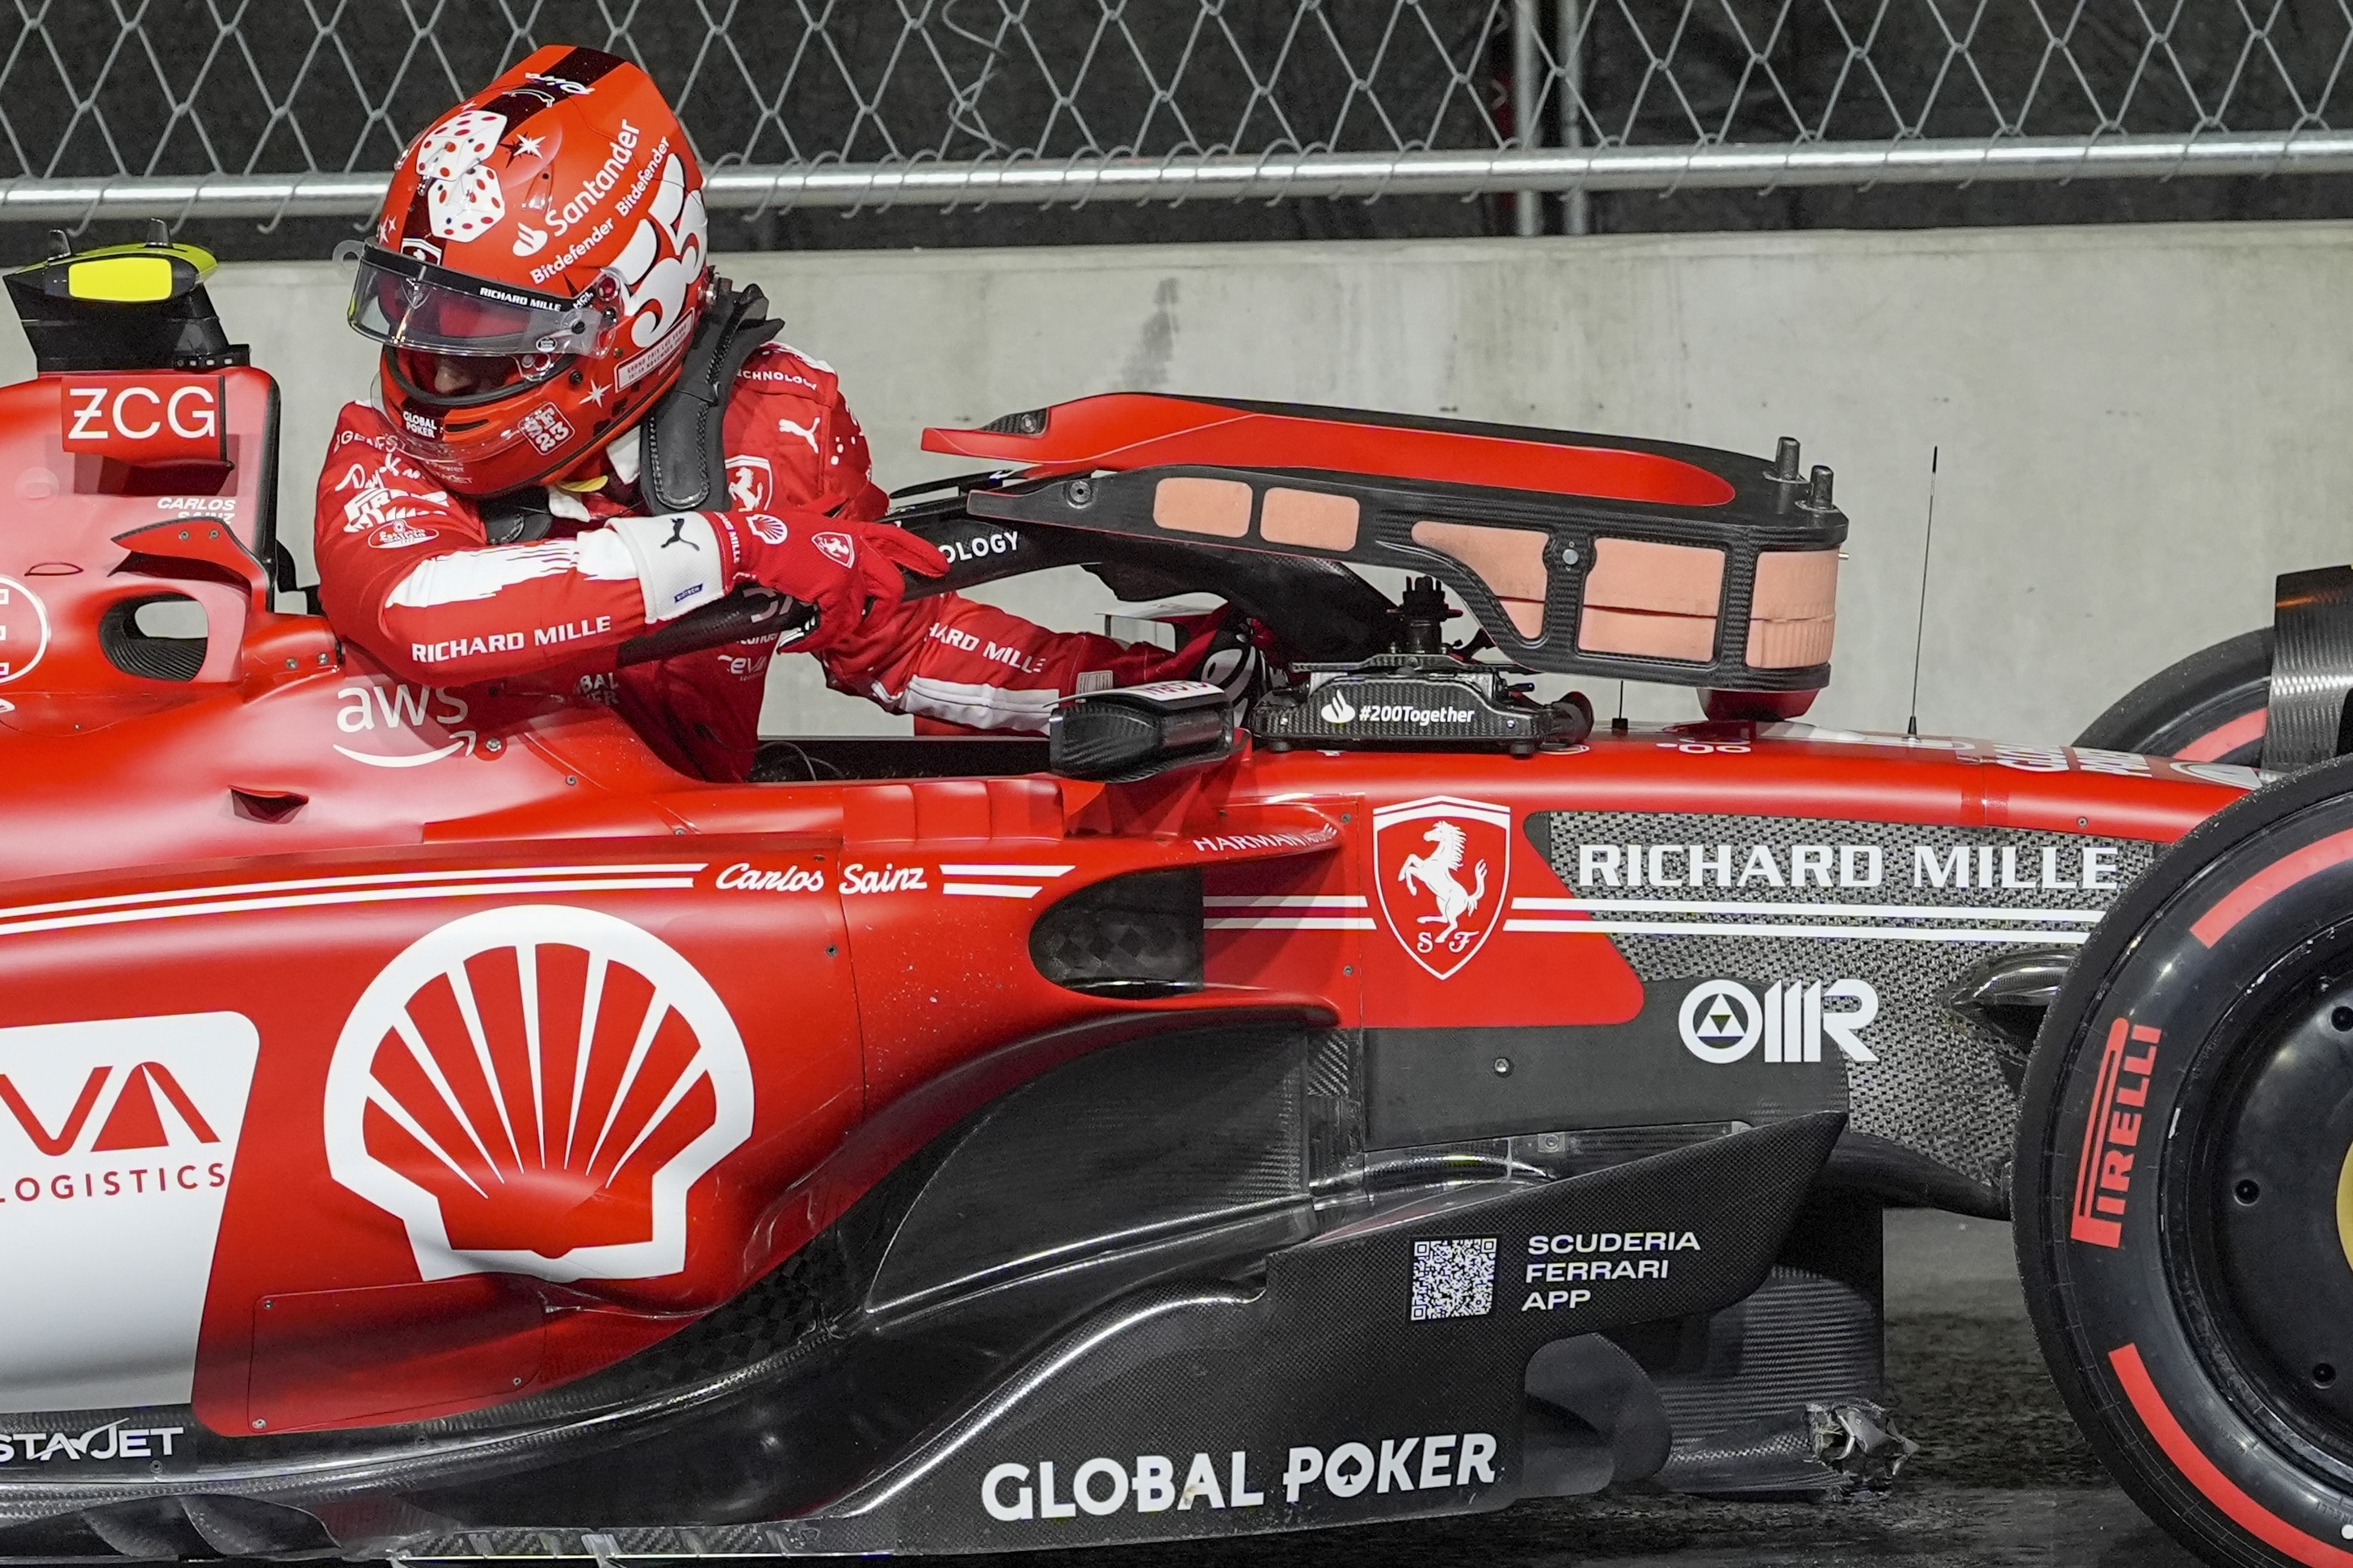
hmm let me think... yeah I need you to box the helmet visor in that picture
[347,246,609,359]
[389,346,561,406]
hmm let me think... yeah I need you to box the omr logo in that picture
[0,1063,220,1157]
[1677,978,1880,1065]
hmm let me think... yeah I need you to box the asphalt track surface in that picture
[994,1212,2204,1568]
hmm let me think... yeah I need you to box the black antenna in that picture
[1905,446,1939,738]
[1611,679,1627,734]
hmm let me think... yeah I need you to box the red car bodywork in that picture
[0,359,2238,1448]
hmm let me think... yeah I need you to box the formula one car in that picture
[0,237,2317,1568]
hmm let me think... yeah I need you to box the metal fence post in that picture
[1558,0,1589,235]
[1513,0,1543,237]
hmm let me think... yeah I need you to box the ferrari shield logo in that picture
[725,453,773,511]
[1373,795,1512,980]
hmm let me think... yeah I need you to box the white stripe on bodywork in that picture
[1202,894,1367,909]
[1508,898,2102,923]
[0,879,700,944]
[1502,919,2088,944]
[0,867,710,944]
[937,864,1075,877]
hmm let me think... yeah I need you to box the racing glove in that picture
[1197,610,1287,707]
[706,511,949,653]
[1149,605,1290,708]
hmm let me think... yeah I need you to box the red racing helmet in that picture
[349,45,710,496]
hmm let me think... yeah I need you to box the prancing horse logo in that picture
[1372,795,1512,981]
[1400,822,1488,940]
[726,453,773,511]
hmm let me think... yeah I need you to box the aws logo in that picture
[334,680,476,768]
[0,1061,219,1158]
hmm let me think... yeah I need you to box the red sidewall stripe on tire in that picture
[2178,708,2267,763]
[2111,1343,2353,1566]
[2192,826,2353,948]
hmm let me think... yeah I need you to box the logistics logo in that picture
[0,1012,259,1413]
[1373,796,1511,980]
[0,1061,218,1158]
[324,906,754,1283]
[1677,978,1879,1065]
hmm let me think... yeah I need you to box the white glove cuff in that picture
[609,512,728,624]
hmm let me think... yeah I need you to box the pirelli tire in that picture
[2074,627,2270,766]
[2018,752,2353,1568]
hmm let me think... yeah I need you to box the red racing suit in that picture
[316,342,1210,781]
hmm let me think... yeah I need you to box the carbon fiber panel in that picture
[811,1113,1842,1553]
[1653,1267,1879,1444]
[1530,810,2155,1196]
[870,1025,1306,1310]
[2267,564,2353,768]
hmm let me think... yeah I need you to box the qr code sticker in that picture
[1410,1237,1497,1322]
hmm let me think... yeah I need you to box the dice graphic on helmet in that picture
[348,46,709,496]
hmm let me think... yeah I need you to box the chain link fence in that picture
[8,2,2353,231]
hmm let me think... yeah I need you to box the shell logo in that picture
[0,575,51,685]
[323,906,753,1283]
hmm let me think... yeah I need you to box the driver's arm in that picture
[818,594,1225,733]
[316,404,727,686]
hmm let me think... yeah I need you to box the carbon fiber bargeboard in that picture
[1528,811,2155,1199]
[807,1113,1842,1553]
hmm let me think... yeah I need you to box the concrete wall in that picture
[32,222,2351,746]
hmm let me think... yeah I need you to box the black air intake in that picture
[1030,868,1204,997]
